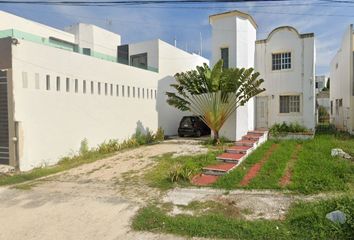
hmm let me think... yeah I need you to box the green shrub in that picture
[270,122,308,135]
[316,123,336,134]
[145,128,155,144]
[168,163,195,183]
[98,139,120,154]
[134,128,147,145]
[133,127,162,145]
[154,127,165,142]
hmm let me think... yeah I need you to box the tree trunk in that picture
[213,130,220,145]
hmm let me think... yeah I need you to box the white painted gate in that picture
[255,96,268,129]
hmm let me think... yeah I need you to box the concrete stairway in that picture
[192,130,268,186]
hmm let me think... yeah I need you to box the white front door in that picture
[256,96,268,129]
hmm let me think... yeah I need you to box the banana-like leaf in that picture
[166,59,265,140]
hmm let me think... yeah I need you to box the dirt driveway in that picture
[0,139,207,240]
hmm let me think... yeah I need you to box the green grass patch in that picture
[247,140,299,189]
[144,151,220,190]
[214,134,354,194]
[132,196,354,240]
[289,135,354,194]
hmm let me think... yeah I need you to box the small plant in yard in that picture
[145,151,220,190]
[316,123,336,134]
[168,163,194,183]
[98,139,120,154]
[154,127,165,142]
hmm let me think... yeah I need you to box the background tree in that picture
[166,59,265,144]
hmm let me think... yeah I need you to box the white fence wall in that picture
[11,39,205,170]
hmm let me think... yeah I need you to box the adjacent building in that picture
[0,11,207,170]
[315,75,329,93]
[329,24,354,133]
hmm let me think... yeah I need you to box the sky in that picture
[0,0,354,75]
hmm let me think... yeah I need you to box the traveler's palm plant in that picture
[166,59,265,144]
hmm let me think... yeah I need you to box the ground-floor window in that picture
[279,95,300,113]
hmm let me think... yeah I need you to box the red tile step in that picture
[235,139,258,147]
[192,174,219,186]
[226,145,253,154]
[203,163,237,175]
[242,134,261,141]
[249,130,267,135]
[216,152,245,163]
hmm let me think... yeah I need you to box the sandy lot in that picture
[0,140,206,240]
[0,139,326,240]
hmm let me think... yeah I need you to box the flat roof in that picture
[209,10,258,29]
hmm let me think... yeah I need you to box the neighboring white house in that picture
[315,75,328,93]
[209,10,257,141]
[329,24,354,133]
[255,26,316,131]
[0,10,208,170]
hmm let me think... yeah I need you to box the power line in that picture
[0,0,290,4]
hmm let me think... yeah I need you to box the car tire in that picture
[178,133,184,137]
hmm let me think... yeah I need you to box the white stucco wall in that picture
[0,10,74,43]
[157,40,209,135]
[65,23,121,57]
[330,25,354,132]
[10,36,207,171]
[255,27,316,130]
[210,13,257,140]
[235,17,257,140]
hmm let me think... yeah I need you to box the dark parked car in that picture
[178,116,211,137]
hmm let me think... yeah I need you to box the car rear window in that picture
[180,117,195,127]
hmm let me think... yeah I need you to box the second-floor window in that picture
[221,47,229,69]
[131,53,148,70]
[272,52,291,70]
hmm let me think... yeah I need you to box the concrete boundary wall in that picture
[10,39,203,171]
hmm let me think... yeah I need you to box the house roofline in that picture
[256,26,314,44]
[209,10,258,29]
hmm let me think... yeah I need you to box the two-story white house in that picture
[255,26,316,130]
[209,11,316,140]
